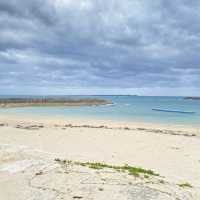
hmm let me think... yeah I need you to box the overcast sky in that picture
[0,0,200,95]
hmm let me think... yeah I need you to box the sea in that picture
[0,95,200,125]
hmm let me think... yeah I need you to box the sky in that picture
[0,0,200,96]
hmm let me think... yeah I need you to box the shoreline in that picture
[0,112,200,134]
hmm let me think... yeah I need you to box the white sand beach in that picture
[0,114,200,200]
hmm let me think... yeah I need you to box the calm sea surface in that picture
[0,95,200,125]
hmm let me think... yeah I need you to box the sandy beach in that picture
[0,114,200,200]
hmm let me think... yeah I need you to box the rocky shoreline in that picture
[0,98,111,108]
[184,97,200,100]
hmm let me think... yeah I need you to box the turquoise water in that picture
[0,95,200,125]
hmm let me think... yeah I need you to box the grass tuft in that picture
[55,159,159,177]
[178,182,192,188]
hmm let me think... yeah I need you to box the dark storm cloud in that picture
[0,0,200,94]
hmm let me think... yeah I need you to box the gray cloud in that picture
[0,0,200,94]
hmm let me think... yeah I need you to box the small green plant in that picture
[144,174,149,179]
[122,164,159,177]
[55,159,159,177]
[178,182,192,188]
[83,162,108,170]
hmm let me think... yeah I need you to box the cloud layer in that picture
[0,0,200,95]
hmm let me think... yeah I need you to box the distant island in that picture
[184,97,200,100]
[0,98,112,108]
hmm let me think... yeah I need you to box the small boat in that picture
[152,108,195,114]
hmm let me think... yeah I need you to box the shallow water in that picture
[0,95,200,125]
